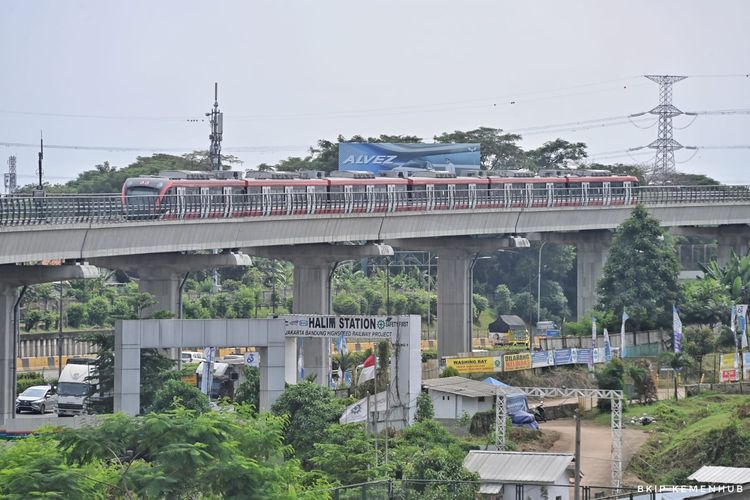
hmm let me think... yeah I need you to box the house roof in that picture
[688,466,750,485]
[463,451,575,485]
[423,376,499,398]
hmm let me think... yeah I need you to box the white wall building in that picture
[464,450,577,500]
[422,376,496,420]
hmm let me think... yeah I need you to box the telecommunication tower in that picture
[4,155,17,194]
[644,75,687,179]
[207,83,223,171]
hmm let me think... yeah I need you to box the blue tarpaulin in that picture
[482,377,529,414]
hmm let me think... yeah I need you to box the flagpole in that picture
[373,354,378,465]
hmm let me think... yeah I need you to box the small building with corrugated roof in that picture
[463,450,577,500]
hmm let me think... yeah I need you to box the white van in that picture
[56,358,96,416]
[181,351,206,364]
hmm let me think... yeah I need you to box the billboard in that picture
[446,356,503,374]
[720,353,740,382]
[503,353,532,372]
[339,143,481,175]
[282,315,408,339]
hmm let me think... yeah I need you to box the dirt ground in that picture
[542,419,651,488]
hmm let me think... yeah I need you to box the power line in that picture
[0,141,309,153]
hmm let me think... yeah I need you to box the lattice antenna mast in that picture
[644,75,687,179]
[207,83,223,171]
[4,155,17,194]
[37,133,44,190]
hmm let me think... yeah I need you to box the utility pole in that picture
[207,82,223,172]
[644,75,688,180]
[4,155,17,194]
[573,408,581,500]
[34,133,45,198]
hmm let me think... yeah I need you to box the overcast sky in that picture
[1,1,749,188]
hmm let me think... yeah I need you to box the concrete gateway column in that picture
[292,260,333,384]
[437,249,473,360]
[0,285,19,426]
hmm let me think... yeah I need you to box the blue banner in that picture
[339,143,480,174]
[531,351,550,368]
[577,348,593,365]
[545,329,561,337]
[554,349,572,365]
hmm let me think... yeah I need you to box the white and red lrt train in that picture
[121,169,638,217]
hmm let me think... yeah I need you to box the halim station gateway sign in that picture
[282,315,410,338]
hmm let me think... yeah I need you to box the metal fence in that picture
[2,184,749,226]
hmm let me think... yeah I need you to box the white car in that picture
[181,351,206,364]
[16,385,57,414]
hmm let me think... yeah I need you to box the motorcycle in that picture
[532,401,547,423]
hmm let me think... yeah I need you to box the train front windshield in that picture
[124,185,162,217]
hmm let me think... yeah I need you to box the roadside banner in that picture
[673,305,683,353]
[731,306,737,349]
[589,317,597,371]
[503,353,532,372]
[720,353,740,382]
[743,352,750,381]
[603,328,612,362]
[577,348,593,366]
[736,305,748,350]
[531,351,550,368]
[620,311,629,358]
[447,356,502,374]
[554,349,572,365]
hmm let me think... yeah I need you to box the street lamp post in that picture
[537,241,548,326]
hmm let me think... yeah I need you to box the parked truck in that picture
[56,357,96,416]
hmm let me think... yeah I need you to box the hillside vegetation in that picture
[628,394,750,484]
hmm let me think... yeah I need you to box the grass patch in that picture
[625,393,750,484]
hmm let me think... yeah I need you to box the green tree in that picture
[434,127,523,170]
[310,423,388,485]
[627,359,657,404]
[333,293,361,315]
[149,379,209,414]
[441,366,460,378]
[660,351,690,400]
[23,308,43,331]
[683,325,716,382]
[415,392,435,422]
[270,381,347,467]
[494,284,514,315]
[702,251,750,304]
[234,366,260,411]
[66,302,86,328]
[596,358,625,412]
[681,278,732,325]
[598,205,681,331]
[86,296,111,326]
[526,138,588,170]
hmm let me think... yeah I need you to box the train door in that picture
[306,186,317,215]
[546,182,554,207]
[200,187,210,218]
[343,185,353,213]
[525,183,533,208]
[223,187,233,217]
[261,186,272,216]
[176,187,186,218]
[581,182,589,207]
[468,184,477,209]
[624,181,633,205]
[387,185,396,212]
[504,183,512,207]
[426,184,435,211]
[365,185,374,213]
[448,184,455,210]
[603,182,611,206]
[284,186,294,215]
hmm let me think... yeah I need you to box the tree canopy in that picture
[597,205,681,331]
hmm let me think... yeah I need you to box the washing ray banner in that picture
[620,311,629,358]
[338,143,480,175]
[673,305,683,353]
[737,304,748,350]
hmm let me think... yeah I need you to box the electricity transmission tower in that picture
[644,75,688,179]
[207,82,223,171]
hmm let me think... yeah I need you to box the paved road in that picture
[542,419,651,488]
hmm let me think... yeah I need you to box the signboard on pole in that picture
[244,351,260,368]
[338,143,480,175]
[283,315,408,339]
[446,356,502,374]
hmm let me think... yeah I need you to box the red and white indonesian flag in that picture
[358,354,376,384]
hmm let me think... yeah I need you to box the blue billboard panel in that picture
[554,349,572,365]
[339,143,481,175]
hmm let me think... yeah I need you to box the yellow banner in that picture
[503,352,532,372]
[447,356,502,374]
